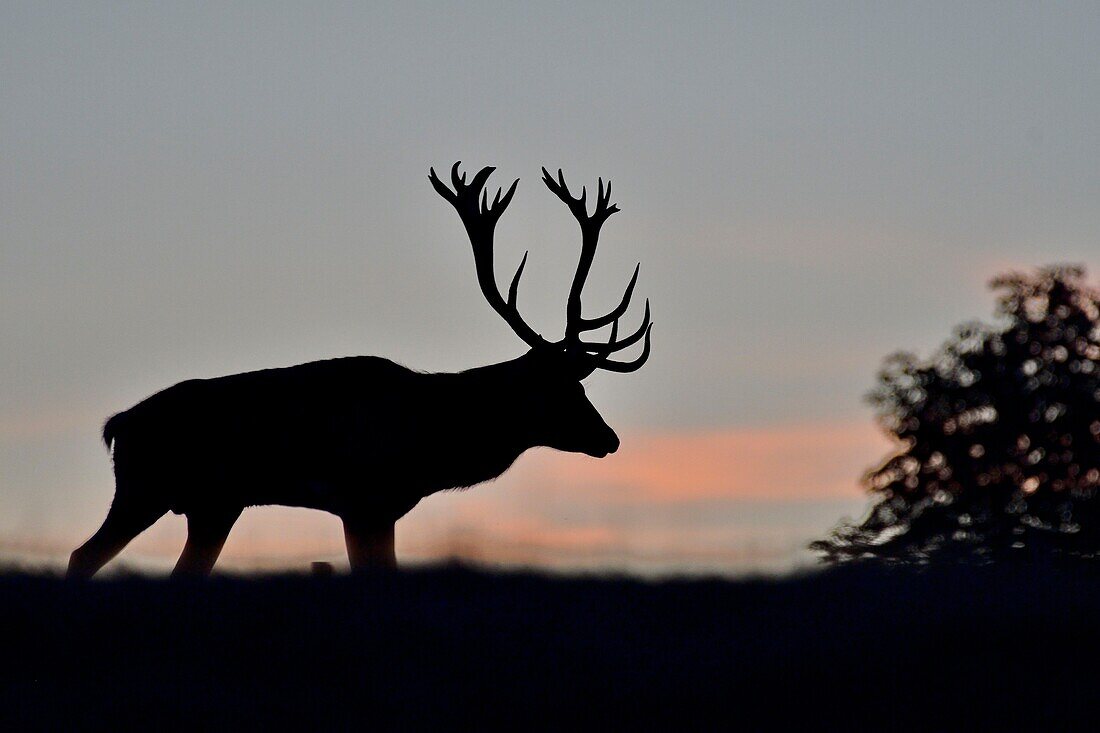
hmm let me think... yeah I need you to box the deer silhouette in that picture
[67,163,651,578]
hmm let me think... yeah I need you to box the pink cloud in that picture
[2,420,892,573]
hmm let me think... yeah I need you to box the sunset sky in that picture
[3,2,1099,574]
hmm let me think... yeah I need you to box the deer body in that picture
[69,163,649,578]
[102,354,614,517]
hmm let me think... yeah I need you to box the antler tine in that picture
[497,178,519,210]
[469,166,495,196]
[579,299,650,355]
[541,167,585,218]
[481,177,519,218]
[598,323,653,373]
[507,251,528,310]
[576,263,640,332]
[431,162,543,349]
[450,161,466,189]
[429,166,456,204]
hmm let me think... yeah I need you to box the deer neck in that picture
[455,355,542,451]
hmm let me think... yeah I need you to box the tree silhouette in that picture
[813,265,1100,563]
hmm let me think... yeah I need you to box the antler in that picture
[430,162,652,375]
[542,167,652,374]
[429,162,545,349]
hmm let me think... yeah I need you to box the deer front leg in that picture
[342,516,396,571]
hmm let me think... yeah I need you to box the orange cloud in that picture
[504,420,894,502]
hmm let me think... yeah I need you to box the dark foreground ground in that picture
[3,563,1100,731]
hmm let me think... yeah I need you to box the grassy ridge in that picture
[2,564,1098,730]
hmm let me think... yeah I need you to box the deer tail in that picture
[102,412,126,451]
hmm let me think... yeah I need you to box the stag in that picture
[68,163,652,578]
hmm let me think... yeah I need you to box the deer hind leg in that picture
[172,507,242,578]
[342,517,396,572]
[67,494,167,579]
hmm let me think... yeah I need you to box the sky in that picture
[2,2,1099,575]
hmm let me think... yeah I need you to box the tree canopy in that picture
[813,265,1100,563]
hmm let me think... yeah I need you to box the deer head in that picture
[429,162,652,458]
